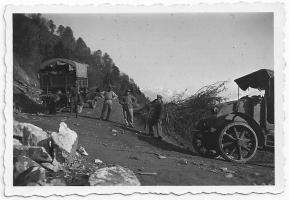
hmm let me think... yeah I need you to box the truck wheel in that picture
[218,122,258,163]
[192,132,219,158]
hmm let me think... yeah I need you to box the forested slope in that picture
[13,14,148,104]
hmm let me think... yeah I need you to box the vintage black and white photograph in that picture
[4,3,285,196]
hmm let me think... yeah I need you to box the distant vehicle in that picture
[193,69,274,163]
[38,58,96,113]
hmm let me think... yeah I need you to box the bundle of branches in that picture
[162,81,227,140]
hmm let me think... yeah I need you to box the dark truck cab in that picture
[193,69,274,163]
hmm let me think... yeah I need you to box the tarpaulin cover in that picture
[39,58,88,78]
[234,69,274,91]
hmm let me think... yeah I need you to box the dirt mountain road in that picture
[14,100,274,186]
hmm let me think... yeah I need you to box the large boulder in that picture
[13,145,53,163]
[51,122,78,163]
[14,165,46,186]
[13,155,41,181]
[13,121,51,151]
[89,165,141,186]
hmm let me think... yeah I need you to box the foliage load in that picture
[13,14,148,105]
[161,81,227,141]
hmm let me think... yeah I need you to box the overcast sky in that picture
[44,13,273,99]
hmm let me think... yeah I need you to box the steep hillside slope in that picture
[12,14,149,114]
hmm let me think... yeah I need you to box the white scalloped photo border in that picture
[3,2,285,196]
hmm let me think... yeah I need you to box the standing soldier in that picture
[70,82,82,118]
[119,89,137,128]
[148,95,164,140]
[100,85,118,121]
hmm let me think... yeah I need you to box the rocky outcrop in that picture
[89,165,141,186]
[12,120,79,186]
[13,120,140,186]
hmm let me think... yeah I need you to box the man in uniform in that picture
[100,85,118,121]
[70,82,83,118]
[119,89,137,127]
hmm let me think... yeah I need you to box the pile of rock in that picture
[13,120,77,186]
[13,120,140,186]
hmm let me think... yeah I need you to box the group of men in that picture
[70,83,164,139]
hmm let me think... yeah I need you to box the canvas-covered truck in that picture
[193,69,274,163]
[38,58,96,114]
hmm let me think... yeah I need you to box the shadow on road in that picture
[79,115,101,121]
[81,115,126,128]
[137,134,198,156]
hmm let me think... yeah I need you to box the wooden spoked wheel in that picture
[218,122,258,163]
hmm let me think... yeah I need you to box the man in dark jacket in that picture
[148,95,164,140]
[70,82,83,118]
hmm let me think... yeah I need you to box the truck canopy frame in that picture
[234,69,274,91]
[39,58,89,93]
[39,58,88,78]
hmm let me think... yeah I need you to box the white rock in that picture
[52,122,78,154]
[220,167,235,174]
[178,159,188,165]
[225,173,234,178]
[89,165,140,186]
[94,159,103,164]
[157,154,166,159]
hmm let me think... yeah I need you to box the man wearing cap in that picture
[119,89,137,127]
[100,85,118,121]
[148,94,164,140]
